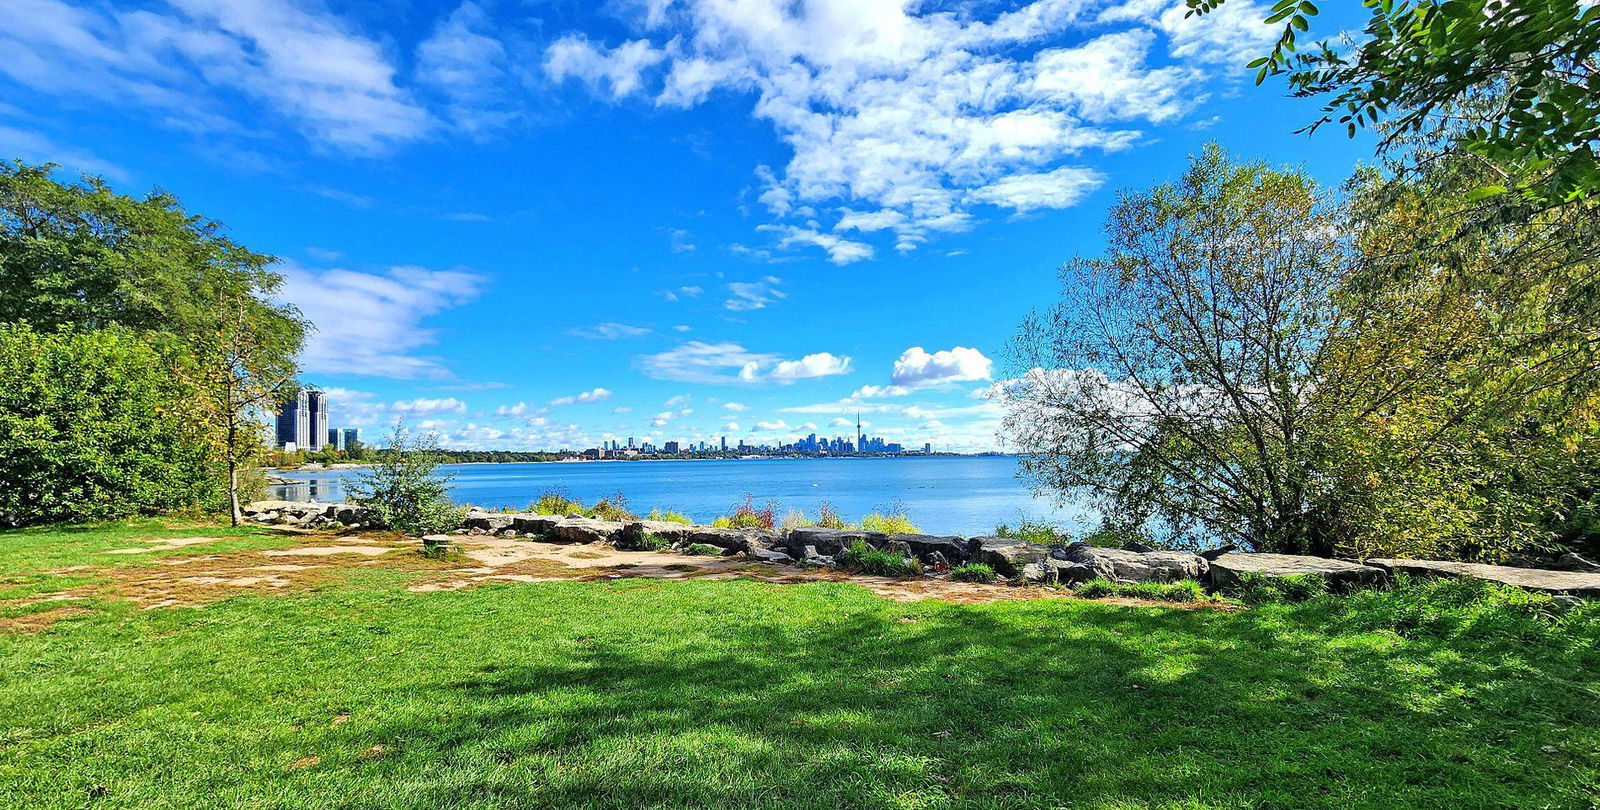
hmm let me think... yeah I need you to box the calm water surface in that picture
[269,456,1091,536]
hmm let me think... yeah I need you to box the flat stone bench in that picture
[1208,552,1387,590]
[1365,558,1600,596]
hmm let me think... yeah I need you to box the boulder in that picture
[1122,540,1157,553]
[967,537,1050,577]
[548,518,626,544]
[1199,544,1238,562]
[1020,559,1095,586]
[889,534,969,565]
[511,514,564,536]
[333,505,382,527]
[785,527,886,557]
[462,510,515,534]
[745,548,795,565]
[1060,543,1208,583]
[1210,552,1384,590]
[1364,558,1600,596]
[1554,553,1600,573]
[687,527,776,554]
[619,521,697,545]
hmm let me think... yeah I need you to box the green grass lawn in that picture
[1,523,1598,809]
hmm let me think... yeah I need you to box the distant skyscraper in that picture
[342,428,359,449]
[856,412,863,455]
[275,389,329,451]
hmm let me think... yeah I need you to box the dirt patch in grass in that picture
[103,536,228,555]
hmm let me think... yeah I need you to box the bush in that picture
[646,507,692,525]
[685,543,723,556]
[994,516,1060,545]
[589,493,636,522]
[1223,572,1330,605]
[859,505,919,534]
[348,423,459,537]
[0,326,217,526]
[815,501,848,529]
[948,563,997,583]
[531,489,585,516]
[718,494,776,530]
[840,540,922,578]
[1074,578,1210,603]
[780,509,813,532]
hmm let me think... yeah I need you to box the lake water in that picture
[268,456,1093,537]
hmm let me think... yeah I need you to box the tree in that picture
[1187,0,1600,203]
[181,294,306,526]
[0,326,214,526]
[348,423,460,537]
[1004,147,1354,553]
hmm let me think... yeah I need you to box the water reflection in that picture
[271,479,337,503]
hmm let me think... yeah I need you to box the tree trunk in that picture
[228,458,241,527]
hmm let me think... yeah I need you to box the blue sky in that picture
[1,0,1372,451]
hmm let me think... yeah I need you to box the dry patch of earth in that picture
[5,531,1225,632]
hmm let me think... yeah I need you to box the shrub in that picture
[531,489,585,516]
[589,493,637,522]
[815,501,848,529]
[1223,572,1330,605]
[948,563,997,583]
[859,505,919,534]
[840,540,922,578]
[0,326,217,526]
[719,494,776,530]
[614,531,670,552]
[685,543,723,556]
[646,507,692,525]
[780,508,813,532]
[994,516,1060,545]
[348,423,459,537]
[1074,578,1209,603]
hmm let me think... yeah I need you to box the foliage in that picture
[839,539,923,577]
[0,161,305,349]
[348,423,459,537]
[645,507,692,525]
[625,533,671,552]
[858,505,919,534]
[814,500,848,529]
[947,563,997,583]
[779,508,813,532]
[1073,578,1211,604]
[1222,572,1331,605]
[1186,0,1600,204]
[715,494,777,530]
[531,489,585,517]
[0,326,215,526]
[1005,147,1355,554]
[684,543,723,557]
[587,494,636,523]
[994,516,1061,545]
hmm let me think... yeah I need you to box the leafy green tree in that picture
[348,423,460,536]
[1188,0,1600,202]
[0,326,215,526]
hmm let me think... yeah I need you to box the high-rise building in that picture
[664,441,680,454]
[275,389,330,452]
[342,428,359,449]
[328,427,343,451]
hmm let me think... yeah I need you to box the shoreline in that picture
[270,453,1014,474]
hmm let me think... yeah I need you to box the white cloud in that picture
[549,387,613,406]
[393,397,467,415]
[0,0,433,153]
[852,384,912,399]
[415,1,515,135]
[724,276,787,311]
[278,262,485,380]
[543,0,1246,257]
[891,346,994,387]
[611,406,633,414]
[764,352,852,383]
[568,321,653,340]
[723,402,748,411]
[639,341,852,384]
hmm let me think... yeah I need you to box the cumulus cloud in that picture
[891,346,994,387]
[549,387,613,406]
[540,0,1272,257]
[278,262,485,380]
[639,341,852,384]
